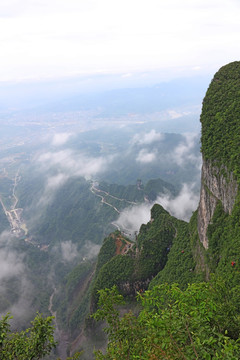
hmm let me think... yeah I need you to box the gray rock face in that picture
[198,159,238,249]
[119,278,151,297]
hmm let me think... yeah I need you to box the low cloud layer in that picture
[171,133,201,168]
[0,231,33,324]
[47,173,69,190]
[115,183,199,235]
[35,149,113,208]
[115,203,152,237]
[156,183,199,221]
[0,232,24,282]
[131,129,164,145]
[131,130,201,174]
[38,149,110,180]
[136,149,156,163]
[82,241,101,260]
[52,132,72,146]
[61,240,78,262]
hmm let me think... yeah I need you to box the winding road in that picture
[90,182,139,237]
[0,170,27,237]
[90,182,137,213]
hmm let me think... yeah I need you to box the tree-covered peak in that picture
[150,203,170,220]
[200,61,240,179]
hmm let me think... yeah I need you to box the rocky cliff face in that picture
[198,159,238,249]
[197,61,240,249]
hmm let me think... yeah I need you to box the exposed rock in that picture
[119,278,151,297]
[198,159,238,248]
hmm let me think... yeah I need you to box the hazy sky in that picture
[1,0,240,82]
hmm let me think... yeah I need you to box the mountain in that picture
[70,62,240,358]
[2,63,239,359]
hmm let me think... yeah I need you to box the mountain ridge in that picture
[70,61,240,357]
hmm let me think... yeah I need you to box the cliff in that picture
[67,62,240,357]
[198,160,238,248]
[198,61,240,249]
[89,62,240,300]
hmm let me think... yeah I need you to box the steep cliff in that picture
[198,160,238,248]
[89,62,240,301]
[198,61,240,248]
[67,62,240,357]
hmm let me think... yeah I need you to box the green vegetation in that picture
[2,62,240,358]
[149,218,201,289]
[144,177,176,200]
[201,61,240,178]
[0,313,82,360]
[86,62,240,358]
[93,279,240,359]
[91,204,199,308]
[30,178,116,246]
[136,204,176,281]
[204,195,240,289]
[97,182,144,202]
[53,261,94,333]
[0,313,57,360]
[92,255,135,309]
[95,231,130,272]
[98,177,176,203]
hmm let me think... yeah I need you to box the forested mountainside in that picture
[2,62,240,360]
[68,61,240,358]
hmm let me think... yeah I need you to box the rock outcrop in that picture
[198,159,238,248]
[197,61,240,249]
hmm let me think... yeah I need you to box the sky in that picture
[0,0,240,83]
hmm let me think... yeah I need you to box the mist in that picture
[156,183,199,221]
[0,232,24,281]
[170,132,201,168]
[115,182,200,235]
[0,231,34,327]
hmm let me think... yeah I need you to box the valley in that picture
[0,170,27,237]
[0,74,204,360]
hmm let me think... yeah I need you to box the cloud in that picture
[156,183,199,221]
[115,203,152,237]
[82,241,101,260]
[29,149,113,223]
[61,240,78,262]
[115,183,199,235]
[37,149,111,180]
[131,129,164,145]
[171,133,201,167]
[52,132,72,146]
[136,149,156,163]
[0,0,240,81]
[167,110,190,119]
[121,73,132,78]
[0,234,24,281]
[34,173,69,210]
[58,240,101,262]
[0,231,32,323]
[47,173,69,190]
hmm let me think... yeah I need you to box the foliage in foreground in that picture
[0,313,57,360]
[0,313,82,360]
[93,280,240,359]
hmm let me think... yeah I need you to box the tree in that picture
[92,279,240,359]
[0,313,57,359]
[0,313,82,360]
